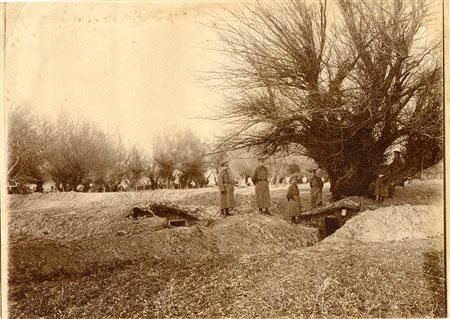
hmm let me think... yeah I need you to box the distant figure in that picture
[309,169,323,208]
[390,150,405,176]
[76,184,84,192]
[174,177,180,189]
[217,161,235,217]
[36,181,44,193]
[252,158,271,215]
[388,150,405,195]
[118,178,130,192]
[286,175,301,224]
[375,164,390,202]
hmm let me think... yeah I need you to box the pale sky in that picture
[5,2,231,153]
[5,1,444,155]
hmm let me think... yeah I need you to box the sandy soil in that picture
[324,204,444,243]
[6,179,446,318]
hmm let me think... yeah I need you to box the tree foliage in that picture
[153,129,209,188]
[44,112,119,190]
[8,107,214,191]
[178,130,208,187]
[212,0,442,198]
[8,105,49,183]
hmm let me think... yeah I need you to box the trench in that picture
[324,216,340,237]
[128,204,200,227]
[298,205,361,241]
[129,200,362,238]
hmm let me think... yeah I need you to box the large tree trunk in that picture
[318,147,384,201]
[328,169,374,201]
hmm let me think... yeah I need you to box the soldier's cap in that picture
[221,161,229,166]
[258,158,265,162]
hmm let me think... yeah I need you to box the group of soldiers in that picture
[217,158,324,222]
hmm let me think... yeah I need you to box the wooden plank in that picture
[168,219,188,227]
[300,198,361,219]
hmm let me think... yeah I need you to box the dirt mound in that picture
[10,213,318,284]
[420,162,443,180]
[8,181,447,319]
[323,204,444,243]
[207,213,317,255]
[7,185,294,212]
[7,187,297,241]
[7,188,220,212]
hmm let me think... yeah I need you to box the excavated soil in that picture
[323,204,444,243]
[7,180,446,318]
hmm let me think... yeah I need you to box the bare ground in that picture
[7,180,446,318]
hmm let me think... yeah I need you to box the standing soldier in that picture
[390,150,404,174]
[309,169,323,208]
[252,158,271,214]
[286,175,301,224]
[374,164,390,202]
[217,161,235,217]
[388,150,405,195]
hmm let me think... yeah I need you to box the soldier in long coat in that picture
[286,176,301,224]
[252,158,271,214]
[374,164,390,202]
[389,151,404,175]
[388,150,405,195]
[217,161,235,217]
[309,169,323,208]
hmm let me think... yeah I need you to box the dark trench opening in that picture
[324,217,340,237]
[128,204,199,227]
[299,206,361,241]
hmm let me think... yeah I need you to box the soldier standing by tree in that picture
[388,150,406,196]
[286,175,301,224]
[252,158,271,214]
[390,151,404,171]
[309,169,323,208]
[211,0,443,201]
[217,161,235,217]
[375,164,390,202]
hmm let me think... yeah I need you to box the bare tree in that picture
[44,111,119,191]
[153,129,209,189]
[211,0,442,199]
[205,146,228,186]
[177,130,209,188]
[231,153,257,186]
[153,130,181,188]
[8,105,48,186]
[125,145,147,177]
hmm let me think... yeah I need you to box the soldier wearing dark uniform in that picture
[309,169,323,208]
[217,161,235,217]
[252,158,271,214]
[375,164,390,202]
[388,150,406,196]
[390,151,404,174]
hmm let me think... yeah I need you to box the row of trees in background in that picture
[8,106,212,192]
[8,105,318,193]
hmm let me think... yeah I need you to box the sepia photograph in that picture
[1,0,447,318]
